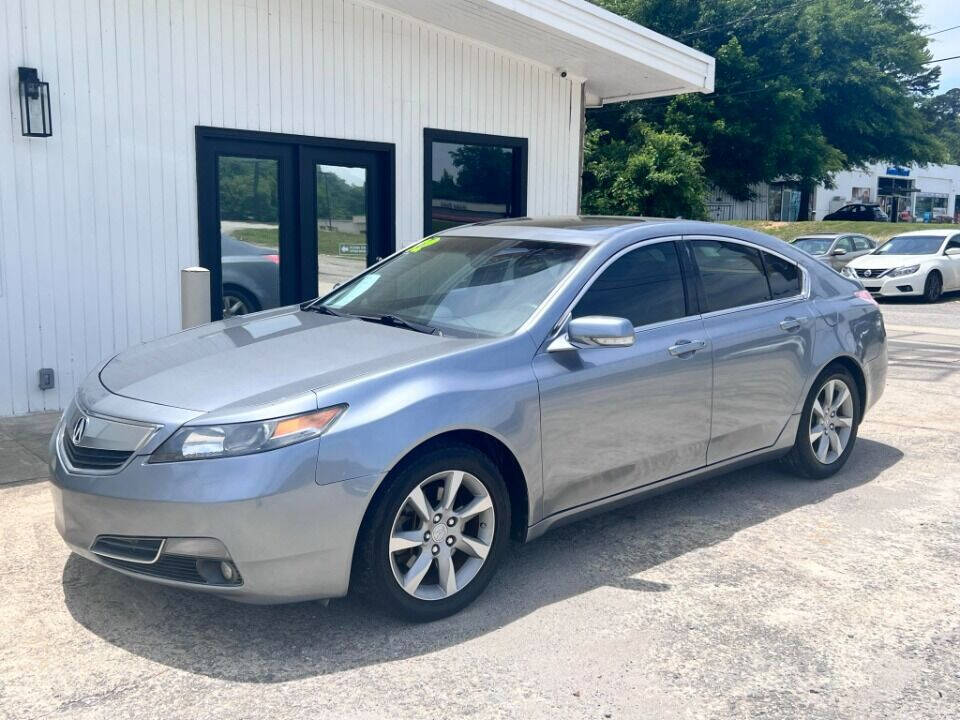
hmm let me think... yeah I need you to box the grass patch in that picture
[725,220,957,244]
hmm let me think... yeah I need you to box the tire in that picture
[222,285,260,318]
[923,272,942,303]
[782,364,861,480]
[355,443,511,622]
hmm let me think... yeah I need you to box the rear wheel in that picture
[356,444,510,621]
[782,365,861,479]
[923,272,942,303]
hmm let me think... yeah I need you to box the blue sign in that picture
[886,166,910,177]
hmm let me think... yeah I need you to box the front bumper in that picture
[51,428,380,604]
[857,271,923,297]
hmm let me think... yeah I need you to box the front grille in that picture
[91,535,163,563]
[855,268,889,278]
[63,434,132,471]
[101,554,208,584]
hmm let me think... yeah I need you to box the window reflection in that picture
[429,139,521,233]
[217,156,281,318]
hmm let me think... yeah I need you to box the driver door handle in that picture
[668,339,706,357]
[779,316,807,332]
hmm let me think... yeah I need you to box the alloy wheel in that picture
[388,470,495,601]
[222,294,250,318]
[809,378,854,464]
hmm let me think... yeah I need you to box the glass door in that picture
[299,145,391,298]
[197,128,395,321]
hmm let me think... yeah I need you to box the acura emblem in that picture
[72,416,87,445]
[863,269,873,277]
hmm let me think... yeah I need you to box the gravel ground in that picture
[1,294,958,720]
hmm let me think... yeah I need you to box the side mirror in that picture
[945,247,960,257]
[831,248,848,256]
[549,315,635,352]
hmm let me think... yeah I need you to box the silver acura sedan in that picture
[50,217,887,621]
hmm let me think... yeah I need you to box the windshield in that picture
[792,237,834,255]
[874,235,944,255]
[318,235,589,337]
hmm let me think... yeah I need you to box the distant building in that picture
[814,163,960,223]
[707,163,960,223]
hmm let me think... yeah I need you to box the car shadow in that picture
[62,438,902,683]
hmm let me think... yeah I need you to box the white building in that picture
[0,0,713,417]
[814,162,960,222]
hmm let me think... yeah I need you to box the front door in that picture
[535,239,713,517]
[197,128,394,320]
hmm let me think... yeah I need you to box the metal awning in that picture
[373,0,715,105]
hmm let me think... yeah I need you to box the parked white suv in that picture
[843,230,960,302]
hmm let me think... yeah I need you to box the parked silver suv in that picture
[50,217,887,621]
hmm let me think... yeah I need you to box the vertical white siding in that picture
[0,0,583,416]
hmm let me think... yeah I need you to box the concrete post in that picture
[181,267,211,329]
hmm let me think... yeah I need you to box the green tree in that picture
[590,0,947,218]
[581,122,708,218]
[923,88,960,164]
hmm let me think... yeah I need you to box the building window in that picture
[423,129,527,236]
[914,193,949,221]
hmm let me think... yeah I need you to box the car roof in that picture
[437,216,785,247]
[887,229,958,238]
[794,233,844,239]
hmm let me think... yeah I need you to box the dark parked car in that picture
[823,203,889,222]
[221,235,280,317]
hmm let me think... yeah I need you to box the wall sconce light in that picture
[18,67,53,137]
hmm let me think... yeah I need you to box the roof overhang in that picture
[370,0,715,105]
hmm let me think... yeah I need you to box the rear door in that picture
[686,237,814,464]
[535,239,712,516]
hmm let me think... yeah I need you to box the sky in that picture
[918,0,960,92]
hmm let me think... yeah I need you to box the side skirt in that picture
[524,413,800,542]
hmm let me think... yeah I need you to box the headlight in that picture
[149,405,346,463]
[840,266,858,279]
[889,264,920,277]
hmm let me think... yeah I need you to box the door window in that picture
[315,164,367,295]
[690,240,771,312]
[852,236,873,251]
[573,242,686,327]
[217,156,282,317]
[835,236,855,252]
[762,252,801,299]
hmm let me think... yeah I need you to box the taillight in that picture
[265,254,280,264]
[854,289,878,305]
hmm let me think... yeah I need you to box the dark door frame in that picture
[422,128,528,237]
[196,126,396,320]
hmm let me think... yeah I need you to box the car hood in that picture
[100,307,486,413]
[848,253,932,269]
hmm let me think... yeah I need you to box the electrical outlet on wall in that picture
[38,368,55,390]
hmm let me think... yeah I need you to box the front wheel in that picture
[782,365,861,480]
[356,444,510,621]
[923,272,942,303]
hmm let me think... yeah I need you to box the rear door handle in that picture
[668,339,706,357]
[779,316,807,332]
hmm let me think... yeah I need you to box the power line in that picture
[925,54,960,64]
[678,0,819,37]
[924,24,960,37]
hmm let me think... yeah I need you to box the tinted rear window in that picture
[691,240,771,312]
